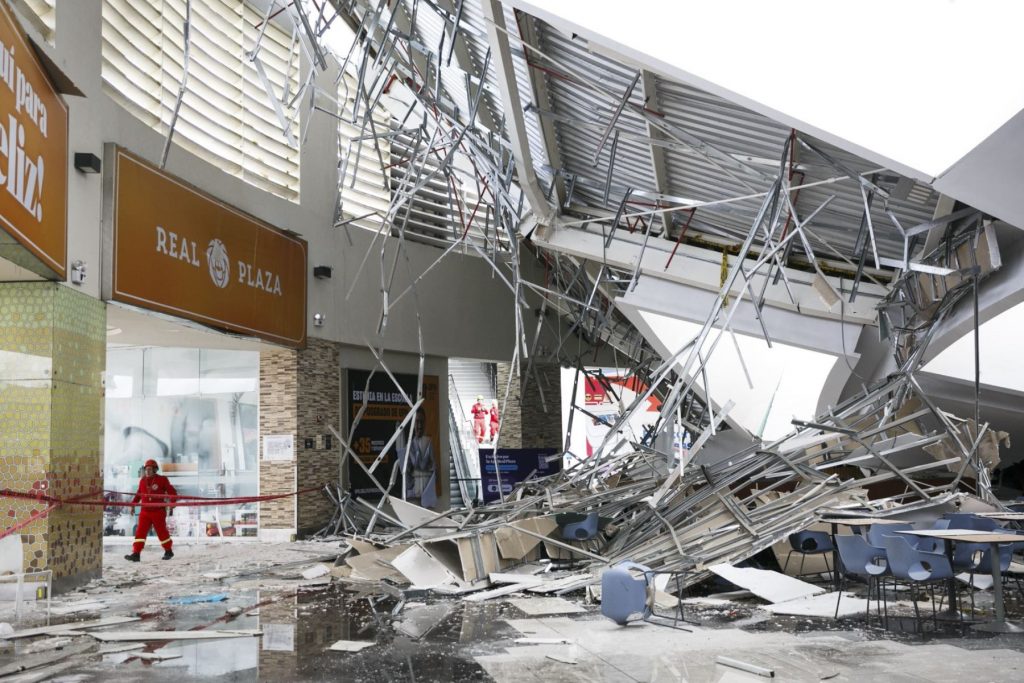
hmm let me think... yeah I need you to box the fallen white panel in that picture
[506,597,587,616]
[328,640,376,652]
[98,643,146,654]
[709,564,824,603]
[50,601,106,615]
[391,545,460,588]
[301,564,331,580]
[9,616,141,639]
[489,572,545,586]
[388,498,459,538]
[463,582,535,602]
[89,630,261,642]
[763,592,867,617]
[956,572,994,590]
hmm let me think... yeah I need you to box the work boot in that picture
[162,550,174,560]
[124,553,140,562]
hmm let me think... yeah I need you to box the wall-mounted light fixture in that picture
[313,265,332,279]
[73,152,102,174]
[313,313,325,327]
[70,260,86,285]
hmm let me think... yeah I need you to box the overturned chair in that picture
[600,561,692,631]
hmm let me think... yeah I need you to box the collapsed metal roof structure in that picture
[221,0,1019,581]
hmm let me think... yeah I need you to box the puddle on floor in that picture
[36,584,517,682]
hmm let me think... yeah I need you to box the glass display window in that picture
[104,347,260,539]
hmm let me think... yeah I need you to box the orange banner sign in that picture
[0,2,68,278]
[110,148,307,347]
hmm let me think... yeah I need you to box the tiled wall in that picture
[258,338,341,536]
[295,338,340,535]
[494,362,562,449]
[0,282,105,592]
[259,347,298,531]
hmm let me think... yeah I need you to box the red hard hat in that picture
[144,459,159,470]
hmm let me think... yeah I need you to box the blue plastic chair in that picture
[834,534,888,624]
[600,561,691,631]
[944,513,999,531]
[882,535,955,632]
[601,561,650,625]
[783,530,834,579]
[866,523,914,548]
[561,511,599,541]
[915,519,950,554]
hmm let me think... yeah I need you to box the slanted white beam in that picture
[533,221,883,324]
[481,0,554,224]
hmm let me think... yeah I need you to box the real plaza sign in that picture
[0,2,68,278]
[107,148,307,348]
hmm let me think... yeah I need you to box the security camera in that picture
[70,260,86,285]
[313,313,325,327]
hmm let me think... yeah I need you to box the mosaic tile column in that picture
[495,361,562,449]
[0,282,106,593]
[259,338,340,539]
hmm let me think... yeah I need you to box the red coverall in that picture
[489,405,500,441]
[131,474,177,555]
[471,401,488,443]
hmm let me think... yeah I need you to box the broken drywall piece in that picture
[9,616,141,639]
[301,564,331,580]
[390,544,460,588]
[89,629,261,642]
[763,592,867,617]
[328,639,376,652]
[494,517,558,560]
[546,652,578,665]
[506,597,586,616]
[345,544,411,582]
[709,564,823,603]
[463,582,535,602]
[388,497,459,537]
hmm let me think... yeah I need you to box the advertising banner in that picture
[108,147,307,347]
[346,369,440,499]
[478,448,560,503]
[0,2,67,278]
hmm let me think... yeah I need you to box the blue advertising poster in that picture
[478,448,560,503]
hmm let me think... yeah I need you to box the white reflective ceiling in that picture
[639,310,840,440]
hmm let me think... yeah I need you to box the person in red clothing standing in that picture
[125,459,177,562]
[489,400,500,443]
[471,395,488,444]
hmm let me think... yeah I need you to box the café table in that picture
[895,529,1024,633]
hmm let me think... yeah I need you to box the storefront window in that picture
[104,347,259,539]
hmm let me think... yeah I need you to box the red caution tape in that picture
[0,485,326,540]
[1,486,325,508]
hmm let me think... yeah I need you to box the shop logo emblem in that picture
[206,239,230,288]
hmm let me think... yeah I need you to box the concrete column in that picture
[258,338,341,539]
[0,282,105,592]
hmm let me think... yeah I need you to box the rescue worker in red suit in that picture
[124,459,177,562]
[489,400,500,442]
[471,395,488,444]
